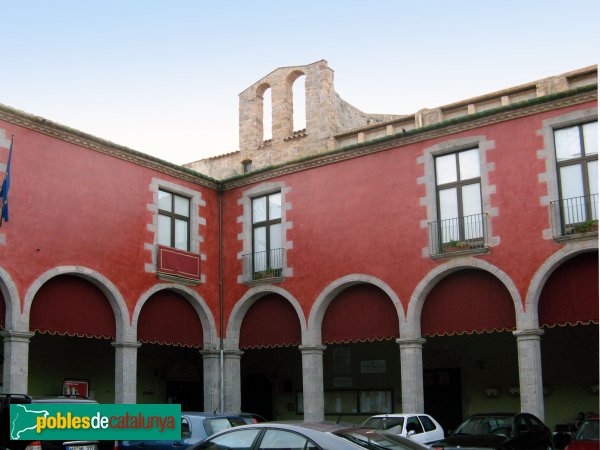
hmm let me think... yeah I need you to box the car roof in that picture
[182,411,248,418]
[274,421,361,432]
[207,422,427,450]
[31,397,98,404]
[207,422,368,450]
[368,413,428,418]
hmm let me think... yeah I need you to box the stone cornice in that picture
[0,104,219,190]
[1,88,596,194]
[222,89,597,190]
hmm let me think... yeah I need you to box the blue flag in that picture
[0,136,13,226]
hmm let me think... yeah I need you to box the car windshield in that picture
[452,416,513,436]
[576,420,599,441]
[335,429,421,450]
[363,417,405,433]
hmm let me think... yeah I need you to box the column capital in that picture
[200,349,221,357]
[396,337,426,348]
[299,345,326,354]
[513,328,544,340]
[1,330,35,342]
[111,341,141,349]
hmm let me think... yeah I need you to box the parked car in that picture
[115,412,248,450]
[0,393,112,450]
[430,413,554,450]
[363,413,445,445]
[189,421,427,450]
[565,416,599,450]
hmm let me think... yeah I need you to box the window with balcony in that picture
[246,192,284,280]
[433,148,486,254]
[551,121,598,237]
[158,189,190,251]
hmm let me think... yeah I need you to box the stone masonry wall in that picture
[184,62,597,181]
[186,152,241,180]
[185,59,394,180]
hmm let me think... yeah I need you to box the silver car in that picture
[191,421,428,450]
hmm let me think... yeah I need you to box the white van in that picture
[363,413,445,446]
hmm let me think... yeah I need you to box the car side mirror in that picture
[407,430,416,437]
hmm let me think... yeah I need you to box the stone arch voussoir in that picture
[0,266,22,331]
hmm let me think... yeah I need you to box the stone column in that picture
[514,329,545,420]
[2,330,34,394]
[200,349,221,413]
[271,79,293,142]
[397,337,426,413]
[223,349,244,413]
[299,345,326,422]
[112,341,141,404]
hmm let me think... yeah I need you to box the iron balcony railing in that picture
[428,213,488,256]
[242,248,285,282]
[550,193,598,238]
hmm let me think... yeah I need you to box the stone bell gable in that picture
[187,60,399,179]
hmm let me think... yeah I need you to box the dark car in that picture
[565,416,599,450]
[430,413,554,450]
[115,412,248,450]
[0,394,111,450]
[190,421,427,450]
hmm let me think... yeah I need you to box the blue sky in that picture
[0,0,598,164]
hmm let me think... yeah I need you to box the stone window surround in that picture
[538,108,598,241]
[237,181,293,283]
[145,178,207,283]
[418,135,498,258]
[157,188,192,250]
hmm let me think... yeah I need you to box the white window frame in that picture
[538,108,598,240]
[146,178,206,282]
[418,136,497,257]
[238,181,293,283]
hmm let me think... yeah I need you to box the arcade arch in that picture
[227,286,304,420]
[23,267,128,402]
[134,284,217,409]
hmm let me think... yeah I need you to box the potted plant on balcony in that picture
[442,240,470,253]
[574,219,599,233]
[252,267,283,281]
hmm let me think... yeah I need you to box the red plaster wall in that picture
[221,100,598,338]
[0,98,596,343]
[0,121,219,329]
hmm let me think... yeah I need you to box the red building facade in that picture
[0,62,597,430]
